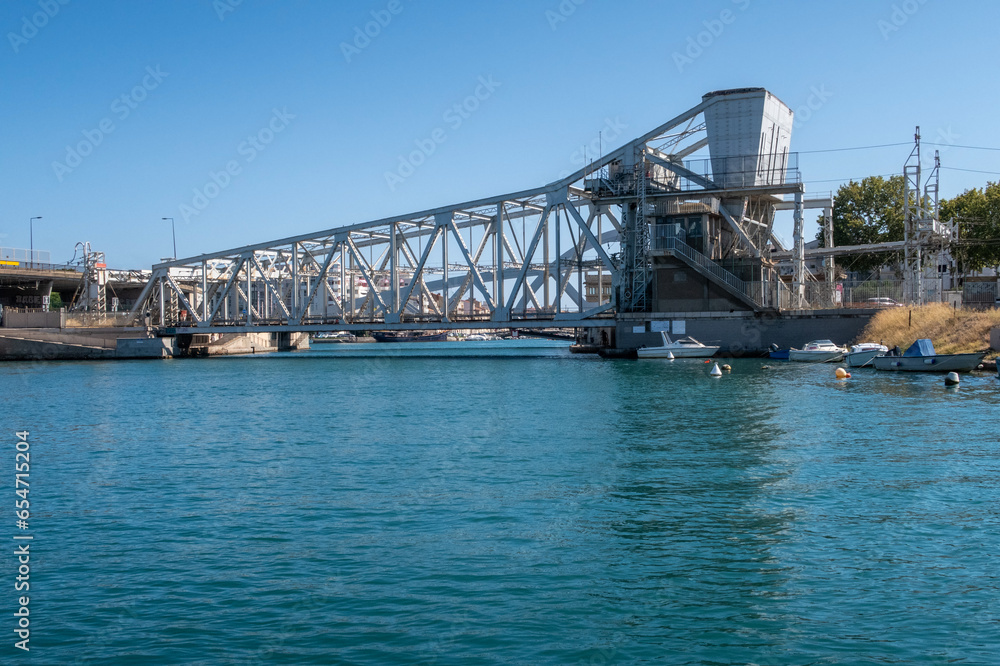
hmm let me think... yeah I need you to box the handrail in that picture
[656,237,763,306]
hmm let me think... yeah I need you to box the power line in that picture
[803,172,901,184]
[926,142,1000,152]
[798,142,910,154]
[941,166,1000,176]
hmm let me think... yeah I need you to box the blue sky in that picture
[2,0,999,268]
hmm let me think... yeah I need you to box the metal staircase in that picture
[655,236,766,310]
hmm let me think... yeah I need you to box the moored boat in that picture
[788,340,847,363]
[846,342,889,368]
[372,331,448,343]
[312,331,354,343]
[872,339,987,373]
[636,332,720,358]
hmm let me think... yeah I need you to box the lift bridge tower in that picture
[600,87,800,315]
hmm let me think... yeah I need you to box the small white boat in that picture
[846,342,889,368]
[788,340,847,363]
[465,333,490,341]
[312,331,354,343]
[637,332,720,358]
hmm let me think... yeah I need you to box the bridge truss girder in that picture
[128,185,621,331]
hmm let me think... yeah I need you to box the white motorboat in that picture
[788,340,847,363]
[846,342,889,368]
[465,333,490,341]
[637,332,720,358]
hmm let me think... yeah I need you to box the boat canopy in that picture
[903,339,936,357]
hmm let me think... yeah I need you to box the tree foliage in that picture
[940,181,1000,272]
[816,175,906,276]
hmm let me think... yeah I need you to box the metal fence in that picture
[840,280,907,306]
[963,281,998,309]
[0,260,81,273]
[758,279,960,310]
[1,247,51,263]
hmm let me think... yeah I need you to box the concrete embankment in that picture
[0,327,147,360]
[615,309,878,356]
[0,328,309,361]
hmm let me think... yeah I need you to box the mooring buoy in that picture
[945,372,960,386]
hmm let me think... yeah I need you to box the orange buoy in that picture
[835,367,849,379]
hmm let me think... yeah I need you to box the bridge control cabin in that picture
[586,88,802,315]
[649,194,785,312]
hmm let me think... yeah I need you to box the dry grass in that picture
[857,303,1000,356]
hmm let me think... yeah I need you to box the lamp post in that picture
[161,217,176,260]
[29,216,42,268]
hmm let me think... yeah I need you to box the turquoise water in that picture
[3,344,999,664]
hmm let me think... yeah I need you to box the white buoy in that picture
[710,362,722,377]
[945,372,960,386]
[666,350,675,360]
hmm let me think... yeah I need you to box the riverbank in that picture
[858,303,1000,357]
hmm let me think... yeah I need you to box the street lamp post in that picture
[29,216,42,268]
[161,217,176,260]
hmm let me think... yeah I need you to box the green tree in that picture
[940,182,1000,273]
[816,175,906,276]
[49,292,63,310]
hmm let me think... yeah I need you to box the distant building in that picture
[584,272,612,304]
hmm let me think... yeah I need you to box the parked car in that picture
[866,297,904,308]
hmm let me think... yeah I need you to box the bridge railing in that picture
[0,261,82,272]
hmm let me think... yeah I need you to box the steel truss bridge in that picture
[127,93,812,333]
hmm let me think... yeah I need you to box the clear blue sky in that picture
[3,0,999,268]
